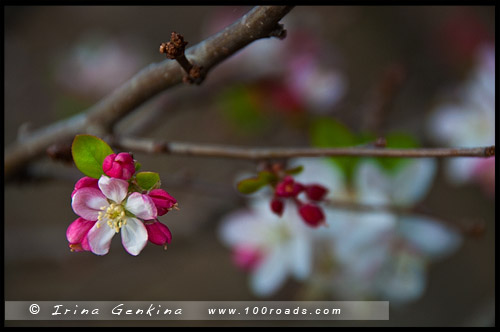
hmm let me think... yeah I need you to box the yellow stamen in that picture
[98,203,127,233]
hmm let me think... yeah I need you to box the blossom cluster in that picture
[67,152,177,256]
[237,164,329,228]
[220,158,462,302]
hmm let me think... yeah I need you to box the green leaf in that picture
[134,161,142,172]
[257,170,278,185]
[71,135,114,179]
[310,117,358,182]
[376,132,420,173]
[237,178,267,194]
[136,172,161,191]
[285,165,304,175]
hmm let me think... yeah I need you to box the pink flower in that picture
[232,246,263,272]
[148,189,177,216]
[71,175,157,256]
[298,203,325,227]
[270,197,284,217]
[71,177,99,198]
[305,184,329,201]
[145,221,172,248]
[275,176,304,198]
[66,217,96,252]
[102,152,135,180]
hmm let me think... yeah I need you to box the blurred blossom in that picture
[220,157,462,302]
[204,8,346,115]
[297,158,460,303]
[219,199,315,297]
[428,43,495,196]
[55,34,143,98]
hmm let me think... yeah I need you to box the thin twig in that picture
[110,136,495,159]
[4,6,294,178]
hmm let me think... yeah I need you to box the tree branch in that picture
[110,136,495,159]
[4,5,294,178]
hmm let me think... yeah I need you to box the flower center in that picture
[97,203,127,233]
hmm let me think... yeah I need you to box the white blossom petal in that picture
[251,246,289,297]
[219,210,267,247]
[398,216,462,260]
[355,161,391,205]
[72,187,108,221]
[289,234,312,280]
[121,217,148,256]
[376,252,427,303]
[125,192,157,220]
[98,175,129,204]
[392,159,436,207]
[87,222,116,255]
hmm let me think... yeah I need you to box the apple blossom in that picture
[71,175,157,256]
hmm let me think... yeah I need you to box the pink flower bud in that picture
[66,217,96,252]
[298,203,325,227]
[145,221,172,247]
[305,184,329,201]
[275,176,304,198]
[232,246,262,272]
[102,152,135,180]
[148,189,177,216]
[270,197,284,216]
[71,177,99,198]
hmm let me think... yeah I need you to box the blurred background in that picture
[4,6,495,327]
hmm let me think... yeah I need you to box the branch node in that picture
[269,23,287,39]
[485,145,495,157]
[374,137,387,148]
[160,32,205,85]
[160,32,188,59]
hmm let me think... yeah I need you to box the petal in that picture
[71,177,99,198]
[121,217,148,256]
[392,159,436,207]
[377,252,427,303]
[145,221,172,245]
[66,217,97,243]
[251,246,289,297]
[72,188,108,221]
[98,175,129,204]
[125,193,157,220]
[87,222,116,255]
[289,234,312,280]
[398,216,462,260]
[218,210,267,247]
[355,161,391,205]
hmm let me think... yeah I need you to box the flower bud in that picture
[71,177,99,198]
[66,217,96,252]
[270,197,285,216]
[275,176,304,198]
[298,203,325,227]
[148,189,178,216]
[232,246,262,272]
[102,152,135,180]
[145,221,172,247]
[305,184,329,201]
